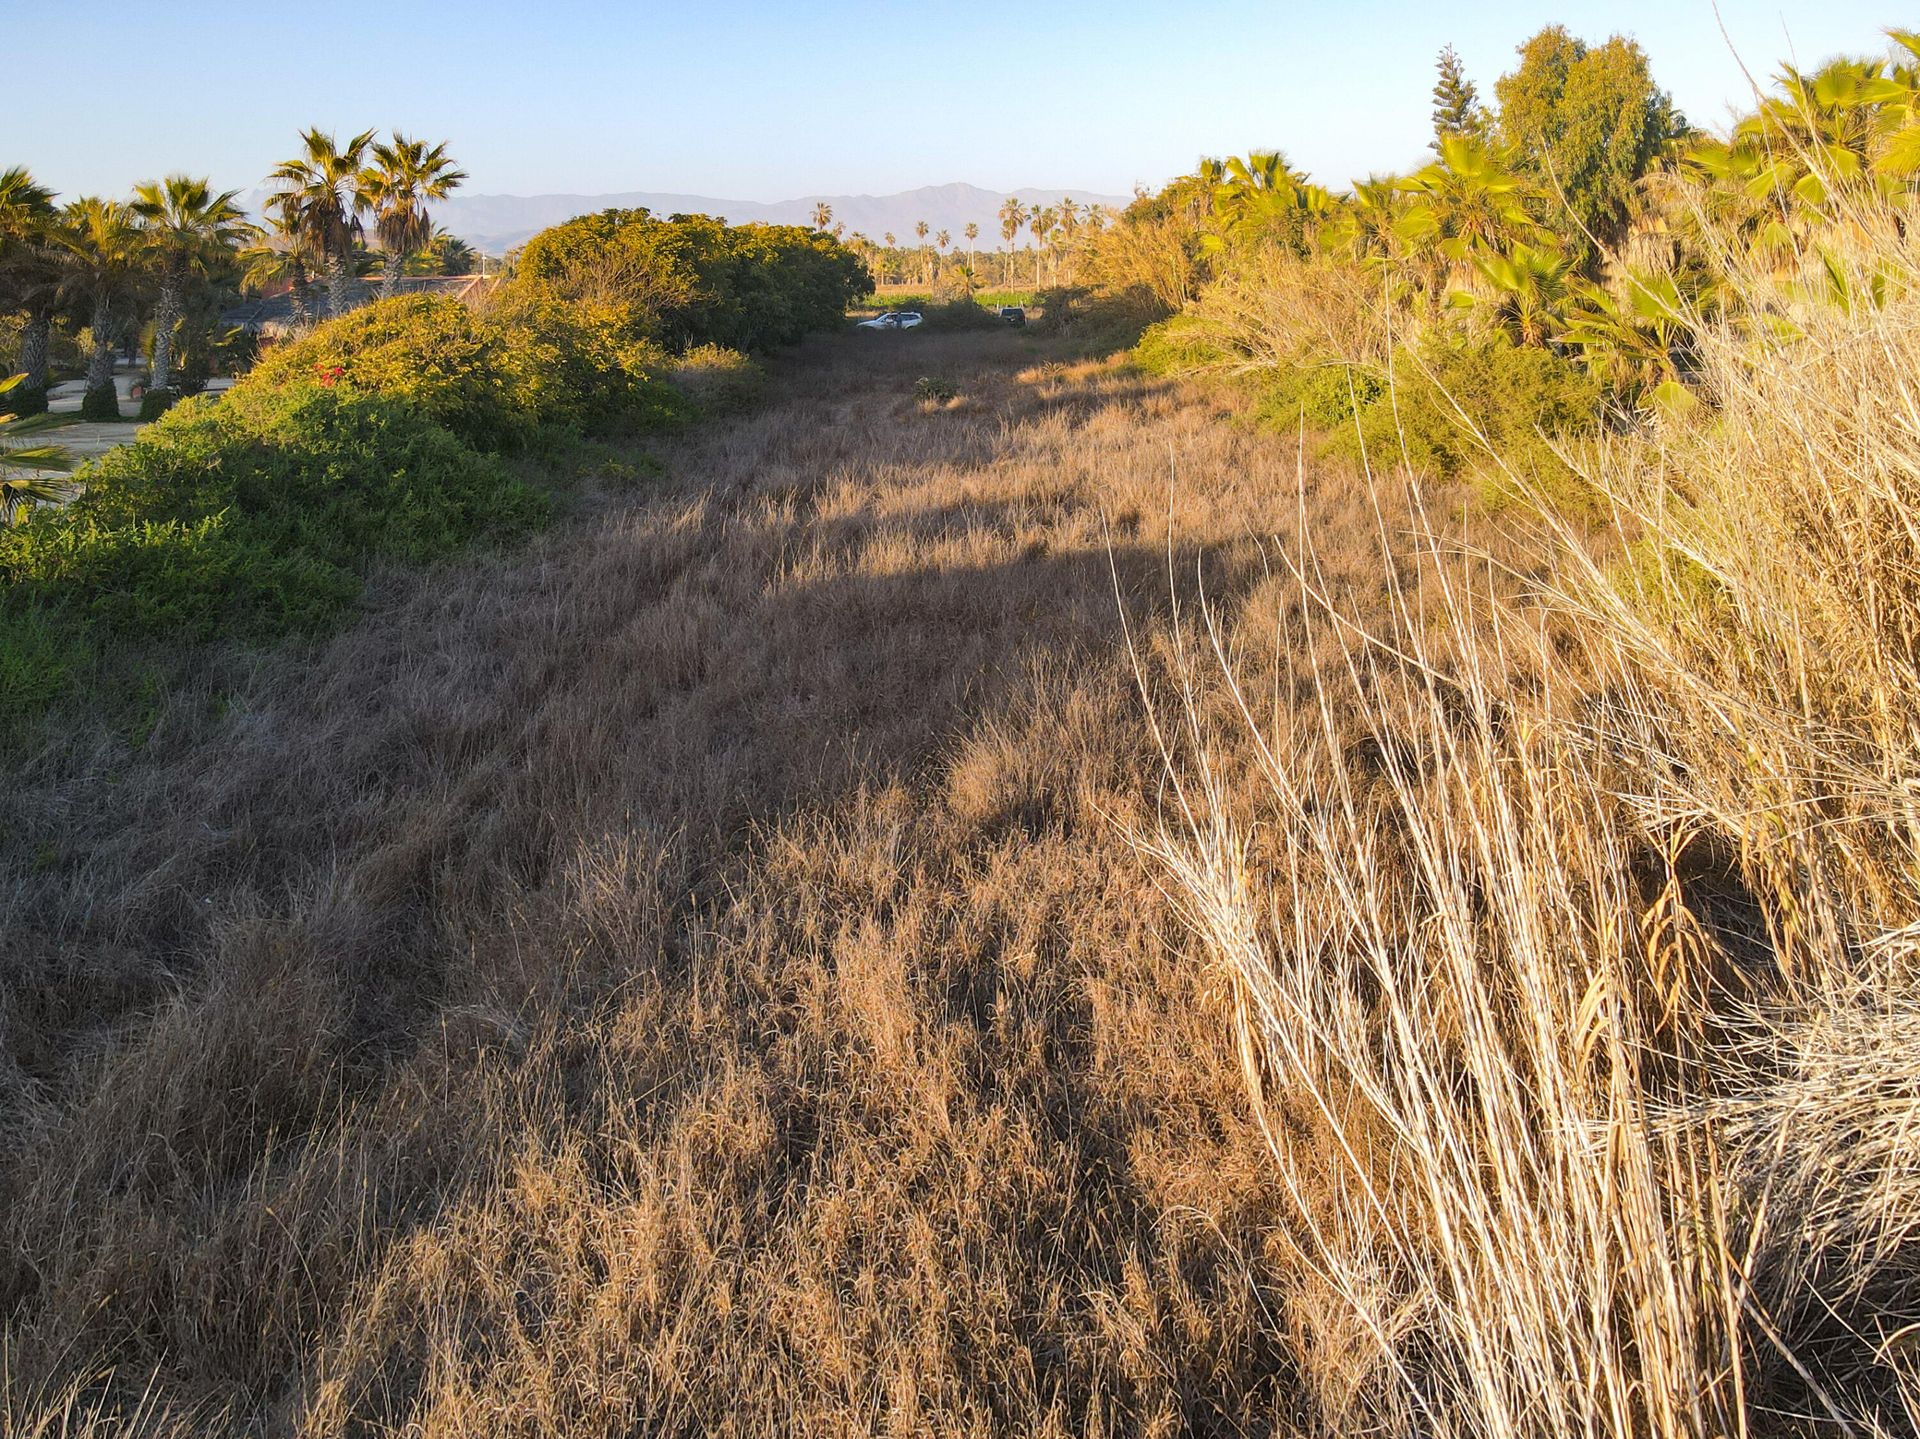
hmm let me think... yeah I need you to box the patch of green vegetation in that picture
[4,412,80,435]
[0,384,548,740]
[248,294,689,450]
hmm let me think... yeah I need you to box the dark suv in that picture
[998,305,1027,327]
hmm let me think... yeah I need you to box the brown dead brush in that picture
[1143,206,1920,1437]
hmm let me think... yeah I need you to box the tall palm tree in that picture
[361,134,467,300]
[57,197,146,414]
[914,219,930,284]
[999,197,1026,285]
[811,201,833,230]
[130,175,251,393]
[963,221,979,268]
[0,168,59,396]
[268,127,375,316]
[1028,206,1055,285]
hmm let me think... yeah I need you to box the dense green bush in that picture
[479,291,691,434]
[918,299,1003,331]
[509,209,871,351]
[1249,332,1603,511]
[1132,310,1232,374]
[79,383,119,421]
[1,385,547,644]
[248,296,539,450]
[6,383,49,418]
[136,387,178,421]
[248,294,692,446]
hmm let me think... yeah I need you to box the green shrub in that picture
[508,209,872,351]
[249,294,690,446]
[1,385,548,644]
[1282,334,1604,512]
[247,296,536,450]
[0,602,91,738]
[79,383,119,421]
[1251,362,1387,433]
[919,299,1001,331]
[136,388,178,422]
[482,292,690,435]
[1133,313,1230,375]
[6,383,49,418]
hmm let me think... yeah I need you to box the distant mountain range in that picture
[420,182,1133,255]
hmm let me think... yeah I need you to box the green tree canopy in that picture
[1495,26,1684,257]
[510,209,870,351]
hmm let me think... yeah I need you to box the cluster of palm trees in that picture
[0,129,466,416]
[1082,29,1920,406]
[804,197,1117,295]
[994,197,1113,287]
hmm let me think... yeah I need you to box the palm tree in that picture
[964,221,979,268]
[57,197,146,415]
[998,198,1026,287]
[1559,270,1694,407]
[1028,206,1055,285]
[130,175,251,393]
[1395,135,1554,290]
[1210,151,1338,256]
[361,134,467,300]
[1460,241,1572,346]
[268,127,376,316]
[0,374,75,524]
[0,168,59,396]
[423,228,477,276]
[239,198,319,327]
[811,201,833,231]
[1328,175,1405,267]
[1866,30,1920,180]
[914,219,930,284]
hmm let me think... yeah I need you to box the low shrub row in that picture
[2,212,868,739]
[0,381,548,728]
[247,294,692,450]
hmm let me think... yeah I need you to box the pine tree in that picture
[1431,45,1485,150]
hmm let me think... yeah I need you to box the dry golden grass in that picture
[0,331,1412,1436]
[1144,217,1920,1438]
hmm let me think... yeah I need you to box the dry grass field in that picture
[0,328,1410,1436]
[10,232,1919,1437]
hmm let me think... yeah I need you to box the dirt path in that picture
[0,331,1401,1436]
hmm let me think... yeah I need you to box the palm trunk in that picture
[288,259,312,327]
[20,311,51,391]
[379,252,404,301]
[150,278,182,392]
[327,250,355,316]
[86,293,115,393]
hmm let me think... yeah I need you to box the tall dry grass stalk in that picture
[1144,200,1920,1437]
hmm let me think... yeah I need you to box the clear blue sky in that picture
[8,1,1906,203]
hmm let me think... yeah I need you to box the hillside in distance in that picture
[425,181,1134,254]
